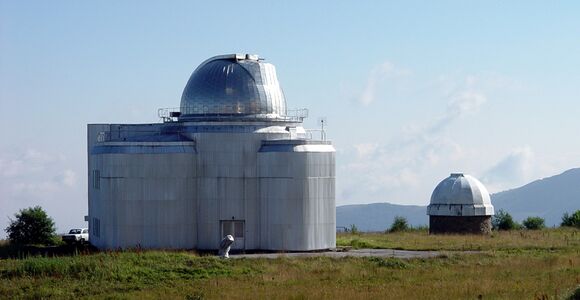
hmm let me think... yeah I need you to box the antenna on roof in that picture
[317,117,327,141]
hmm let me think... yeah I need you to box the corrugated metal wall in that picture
[88,122,336,251]
[88,132,197,249]
[191,130,289,250]
[258,141,336,251]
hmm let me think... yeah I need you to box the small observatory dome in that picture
[180,54,287,119]
[428,173,494,216]
[427,173,494,234]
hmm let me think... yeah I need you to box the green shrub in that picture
[348,224,359,234]
[348,238,375,249]
[411,225,429,232]
[389,216,409,233]
[186,292,206,300]
[561,210,580,228]
[368,257,409,269]
[5,206,57,245]
[492,209,520,231]
[567,285,580,300]
[522,216,545,230]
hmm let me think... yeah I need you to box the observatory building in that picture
[87,54,336,251]
[426,173,494,234]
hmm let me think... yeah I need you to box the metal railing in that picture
[96,129,169,143]
[287,108,309,121]
[305,129,326,141]
[157,106,308,123]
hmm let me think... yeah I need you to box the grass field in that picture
[336,227,580,251]
[0,228,579,299]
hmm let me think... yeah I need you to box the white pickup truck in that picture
[62,228,89,244]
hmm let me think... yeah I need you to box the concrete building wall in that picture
[429,216,492,235]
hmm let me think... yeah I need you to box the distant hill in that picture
[492,168,580,226]
[337,203,428,232]
[337,168,580,231]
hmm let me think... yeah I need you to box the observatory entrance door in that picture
[220,220,245,250]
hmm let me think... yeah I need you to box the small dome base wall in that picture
[429,216,492,235]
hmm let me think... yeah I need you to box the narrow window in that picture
[93,218,100,237]
[92,170,100,189]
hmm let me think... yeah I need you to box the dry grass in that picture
[1,229,579,299]
[127,252,580,300]
[337,227,580,251]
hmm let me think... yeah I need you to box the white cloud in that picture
[0,148,62,178]
[0,148,79,197]
[353,143,379,159]
[448,91,486,117]
[13,181,59,194]
[339,72,497,205]
[23,149,54,162]
[10,170,77,198]
[481,146,535,192]
[340,132,467,205]
[59,169,77,187]
[435,72,526,99]
[358,61,411,106]
[427,90,487,135]
[0,147,85,239]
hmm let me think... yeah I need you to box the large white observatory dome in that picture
[427,173,494,216]
[180,54,287,119]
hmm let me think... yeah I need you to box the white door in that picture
[220,220,245,250]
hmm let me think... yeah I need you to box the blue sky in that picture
[1,1,579,235]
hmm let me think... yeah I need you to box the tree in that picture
[522,216,545,230]
[389,216,409,233]
[561,210,580,228]
[492,209,520,231]
[5,206,57,245]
